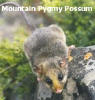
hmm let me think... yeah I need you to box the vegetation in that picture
[0,0,95,99]
[42,0,95,46]
[0,27,36,100]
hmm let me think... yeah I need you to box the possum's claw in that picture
[69,45,75,49]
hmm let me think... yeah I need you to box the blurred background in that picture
[0,0,95,100]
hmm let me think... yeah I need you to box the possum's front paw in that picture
[69,45,75,49]
[68,45,75,62]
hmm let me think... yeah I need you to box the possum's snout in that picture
[43,68,67,94]
[56,89,63,94]
[52,79,64,94]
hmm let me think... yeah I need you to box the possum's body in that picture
[24,25,68,93]
[24,25,68,66]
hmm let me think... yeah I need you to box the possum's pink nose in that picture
[56,89,63,94]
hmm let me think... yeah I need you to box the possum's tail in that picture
[0,2,36,31]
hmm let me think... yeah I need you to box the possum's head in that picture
[34,57,68,94]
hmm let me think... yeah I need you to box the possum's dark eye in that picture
[58,73,63,81]
[45,77,52,85]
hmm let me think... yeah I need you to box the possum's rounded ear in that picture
[58,59,67,68]
[34,63,47,75]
